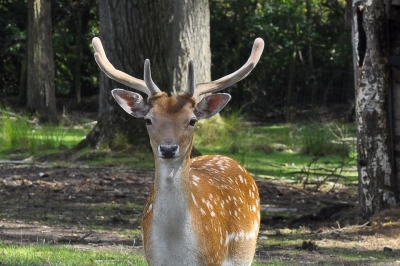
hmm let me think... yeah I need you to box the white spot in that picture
[211,211,216,217]
[205,200,214,210]
[238,175,244,183]
[147,203,152,214]
[191,193,198,206]
[200,208,206,215]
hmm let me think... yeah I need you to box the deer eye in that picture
[189,118,198,127]
[144,118,152,126]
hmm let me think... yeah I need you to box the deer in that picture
[92,36,264,266]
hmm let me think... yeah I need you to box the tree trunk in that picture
[389,3,400,200]
[351,0,397,218]
[79,0,210,150]
[74,5,83,104]
[27,0,57,122]
[285,24,298,123]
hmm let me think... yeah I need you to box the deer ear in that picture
[111,89,150,118]
[194,93,231,119]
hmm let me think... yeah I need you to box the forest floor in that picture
[0,161,399,265]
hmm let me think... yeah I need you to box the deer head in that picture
[92,37,264,160]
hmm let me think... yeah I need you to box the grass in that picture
[0,243,147,265]
[0,109,358,184]
[0,110,90,158]
[194,112,358,186]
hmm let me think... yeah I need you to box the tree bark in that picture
[351,0,397,218]
[74,5,83,104]
[285,23,298,123]
[27,0,57,122]
[389,3,400,200]
[79,0,210,150]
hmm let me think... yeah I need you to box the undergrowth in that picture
[0,110,90,156]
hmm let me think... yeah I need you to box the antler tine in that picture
[92,37,151,96]
[144,59,162,95]
[183,60,196,97]
[194,38,264,99]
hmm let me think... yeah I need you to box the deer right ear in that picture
[111,89,150,118]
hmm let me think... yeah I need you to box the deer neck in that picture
[150,153,197,261]
[153,153,192,222]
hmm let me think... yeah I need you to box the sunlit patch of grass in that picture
[195,113,357,184]
[0,111,91,158]
[0,243,147,265]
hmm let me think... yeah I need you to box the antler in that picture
[92,37,161,96]
[184,38,264,99]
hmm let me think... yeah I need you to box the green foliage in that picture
[195,111,274,157]
[1,112,31,151]
[0,0,27,96]
[0,111,89,156]
[210,0,352,117]
[297,123,352,157]
[195,119,357,183]
[0,0,99,98]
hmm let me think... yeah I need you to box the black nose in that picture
[159,145,179,158]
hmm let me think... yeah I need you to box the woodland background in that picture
[0,0,353,121]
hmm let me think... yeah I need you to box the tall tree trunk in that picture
[285,24,298,123]
[18,51,27,106]
[389,3,400,200]
[351,0,397,218]
[27,0,57,122]
[79,0,210,151]
[74,5,83,104]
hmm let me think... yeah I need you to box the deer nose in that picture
[158,144,179,158]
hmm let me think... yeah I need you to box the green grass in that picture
[0,110,358,186]
[0,111,90,158]
[194,114,358,186]
[0,243,147,265]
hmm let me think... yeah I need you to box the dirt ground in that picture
[0,161,400,265]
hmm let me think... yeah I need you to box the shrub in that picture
[299,123,351,157]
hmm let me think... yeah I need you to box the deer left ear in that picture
[194,93,231,119]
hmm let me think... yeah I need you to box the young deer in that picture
[92,37,264,266]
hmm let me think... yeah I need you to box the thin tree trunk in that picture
[285,24,298,123]
[351,0,397,218]
[18,52,27,106]
[27,0,57,122]
[80,0,210,151]
[306,0,317,106]
[74,6,83,104]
